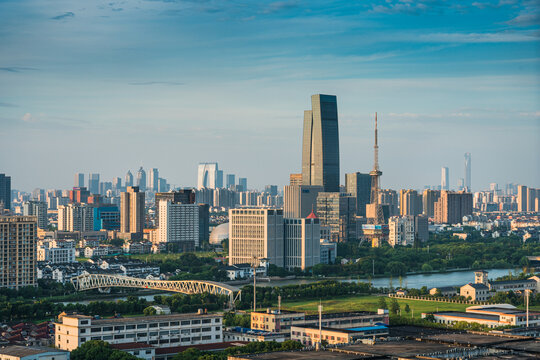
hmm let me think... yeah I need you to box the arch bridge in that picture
[71,273,241,308]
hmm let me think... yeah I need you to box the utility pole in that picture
[526,289,530,327]
[372,259,375,276]
[252,256,259,312]
[318,301,323,350]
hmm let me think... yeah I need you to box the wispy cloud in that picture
[0,66,37,72]
[51,12,75,20]
[415,31,538,43]
[507,12,540,27]
[261,1,299,14]
[0,102,17,107]
[129,81,184,86]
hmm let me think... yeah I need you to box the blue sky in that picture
[1,0,539,192]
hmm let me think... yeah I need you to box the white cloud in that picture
[21,113,33,122]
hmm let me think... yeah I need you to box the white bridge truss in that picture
[72,273,241,307]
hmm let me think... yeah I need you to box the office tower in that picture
[69,187,90,204]
[399,189,422,216]
[216,170,224,188]
[238,177,248,192]
[422,189,441,217]
[434,191,473,224]
[379,189,398,217]
[150,168,159,192]
[93,205,120,231]
[517,185,527,212]
[99,182,112,195]
[22,201,47,229]
[74,173,84,188]
[0,174,11,211]
[155,189,195,226]
[527,188,537,212]
[284,216,321,270]
[0,216,37,289]
[158,178,169,192]
[158,200,199,250]
[226,174,236,189]
[136,167,147,191]
[464,152,471,191]
[265,185,278,196]
[229,208,284,266]
[125,170,134,187]
[441,167,449,190]
[301,94,340,192]
[345,172,371,217]
[283,185,323,218]
[197,162,219,189]
[88,173,100,194]
[316,192,356,242]
[58,204,94,232]
[112,177,122,191]
[289,173,302,186]
[120,186,145,235]
[198,203,209,246]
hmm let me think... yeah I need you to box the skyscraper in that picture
[301,94,340,192]
[22,201,47,229]
[154,189,196,226]
[345,172,371,217]
[120,186,145,235]
[88,173,100,195]
[422,189,441,217]
[74,173,85,188]
[136,167,146,191]
[283,185,323,218]
[150,168,159,192]
[399,189,422,216]
[216,170,224,188]
[517,185,528,212]
[464,152,471,191]
[441,167,449,191]
[0,173,11,211]
[112,177,122,191]
[125,170,134,187]
[238,177,248,192]
[158,200,199,251]
[434,191,473,224]
[226,174,236,189]
[197,163,219,189]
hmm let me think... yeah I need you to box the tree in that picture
[421,263,433,272]
[389,298,400,315]
[143,306,157,316]
[377,296,387,309]
[71,340,139,360]
[386,261,407,276]
[404,304,410,313]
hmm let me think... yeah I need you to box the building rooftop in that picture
[433,311,500,321]
[0,345,68,357]
[110,342,154,350]
[58,312,222,325]
[463,283,490,290]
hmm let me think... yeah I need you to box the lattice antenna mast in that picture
[373,112,379,172]
[369,112,384,225]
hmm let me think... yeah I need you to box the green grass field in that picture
[281,295,470,318]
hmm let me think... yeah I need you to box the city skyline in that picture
[1,0,539,191]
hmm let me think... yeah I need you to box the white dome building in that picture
[209,223,229,244]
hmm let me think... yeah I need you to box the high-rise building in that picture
[265,185,278,196]
[434,191,473,224]
[422,189,441,217]
[0,216,37,289]
[136,167,147,192]
[283,185,323,219]
[226,174,236,189]
[150,168,159,192]
[379,189,398,217]
[22,201,47,229]
[284,215,321,270]
[112,177,122,191]
[464,152,471,191]
[198,203,209,246]
[441,167,449,191]
[316,192,355,242]
[88,173,100,195]
[155,189,195,226]
[197,163,219,189]
[238,178,248,192]
[301,94,340,192]
[69,187,90,204]
[125,170,134,187]
[216,170,224,188]
[93,205,120,231]
[74,173,85,188]
[527,188,537,212]
[0,173,11,211]
[457,178,464,191]
[120,186,145,235]
[99,182,112,195]
[388,216,414,247]
[345,172,371,217]
[399,189,422,216]
[58,204,94,232]
[213,188,236,208]
[229,208,284,266]
[158,200,199,251]
[289,173,302,186]
[517,185,527,212]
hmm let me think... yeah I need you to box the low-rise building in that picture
[0,346,69,360]
[429,286,458,297]
[425,304,540,328]
[223,327,287,343]
[84,246,109,258]
[319,240,337,264]
[110,342,155,360]
[55,312,223,351]
[291,325,388,346]
[37,240,76,264]
[460,283,491,301]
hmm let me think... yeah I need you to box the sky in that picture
[1,0,539,192]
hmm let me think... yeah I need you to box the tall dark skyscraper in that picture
[0,174,11,211]
[301,94,340,192]
[345,172,371,217]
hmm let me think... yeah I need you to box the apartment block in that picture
[434,191,473,224]
[283,216,320,270]
[158,200,199,250]
[120,186,145,235]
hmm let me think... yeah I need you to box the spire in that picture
[307,205,318,219]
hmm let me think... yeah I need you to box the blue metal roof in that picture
[345,325,387,332]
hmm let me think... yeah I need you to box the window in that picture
[114,326,125,331]
[146,350,152,354]
[202,319,211,324]
[149,332,158,337]
[137,333,147,338]
[137,324,147,329]
[181,321,190,326]
[91,336,101,340]
[159,322,169,327]
[103,327,113,332]
[80,320,89,325]
[170,321,179,326]
[103,336,113,340]
[202,327,211,332]
[192,328,200,333]
[80,329,86,334]
[202,335,211,340]
[91,328,101,333]
[192,320,201,325]
[149,323,158,328]
[114,334,125,339]
[126,325,136,330]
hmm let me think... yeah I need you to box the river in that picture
[61,268,518,305]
